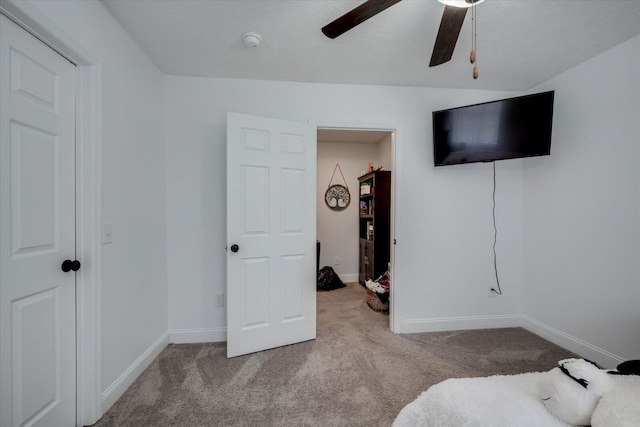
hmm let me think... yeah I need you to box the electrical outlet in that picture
[215,294,225,307]
[489,288,497,298]
[334,257,340,265]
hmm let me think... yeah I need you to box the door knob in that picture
[230,244,239,253]
[61,259,81,272]
[61,259,73,272]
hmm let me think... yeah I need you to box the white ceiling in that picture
[102,0,640,91]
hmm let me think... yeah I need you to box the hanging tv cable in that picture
[491,161,503,295]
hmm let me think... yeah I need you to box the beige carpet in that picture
[91,283,576,426]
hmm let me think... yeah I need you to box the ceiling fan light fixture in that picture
[437,0,485,9]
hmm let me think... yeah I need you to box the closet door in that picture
[0,14,77,427]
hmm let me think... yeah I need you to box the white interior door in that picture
[226,112,316,358]
[0,14,77,427]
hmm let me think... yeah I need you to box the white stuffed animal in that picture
[537,358,614,426]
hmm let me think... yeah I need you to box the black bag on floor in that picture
[317,266,346,291]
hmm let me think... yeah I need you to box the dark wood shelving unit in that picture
[358,170,391,285]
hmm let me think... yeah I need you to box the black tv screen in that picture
[432,91,554,166]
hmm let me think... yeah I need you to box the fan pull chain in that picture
[470,2,475,64]
[471,2,478,79]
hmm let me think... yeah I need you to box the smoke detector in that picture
[242,32,261,48]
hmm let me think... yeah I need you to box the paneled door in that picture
[226,113,316,357]
[0,14,77,427]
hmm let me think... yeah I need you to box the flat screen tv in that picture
[432,91,554,166]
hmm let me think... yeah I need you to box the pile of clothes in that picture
[365,271,390,304]
[317,266,346,291]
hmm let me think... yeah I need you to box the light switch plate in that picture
[215,294,225,307]
[103,223,113,244]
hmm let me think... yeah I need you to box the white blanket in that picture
[592,374,640,427]
[393,373,572,427]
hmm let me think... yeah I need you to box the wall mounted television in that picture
[432,91,554,167]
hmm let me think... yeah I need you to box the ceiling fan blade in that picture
[322,0,402,39]
[429,5,468,67]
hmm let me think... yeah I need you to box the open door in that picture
[226,113,317,358]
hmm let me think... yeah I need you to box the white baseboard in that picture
[398,314,623,368]
[102,331,169,413]
[520,315,624,369]
[399,314,522,334]
[339,273,359,283]
[169,327,227,344]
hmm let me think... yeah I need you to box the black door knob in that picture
[61,259,73,272]
[230,244,239,253]
[61,259,81,272]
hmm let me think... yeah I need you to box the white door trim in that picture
[0,1,103,425]
[312,119,400,333]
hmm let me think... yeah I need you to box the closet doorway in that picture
[316,127,395,330]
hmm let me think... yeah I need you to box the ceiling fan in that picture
[322,0,485,67]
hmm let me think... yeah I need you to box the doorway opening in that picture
[316,127,395,331]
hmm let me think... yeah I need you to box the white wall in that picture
[522,35,640,367]
[165,77,523,336]
[29,0,169,410]
[317,141,380,282]
[378,133,393,171]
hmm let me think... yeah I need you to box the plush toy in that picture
[536,358,614,426]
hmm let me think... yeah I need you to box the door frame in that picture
[0,1,103,425]
[314,120,399,333]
